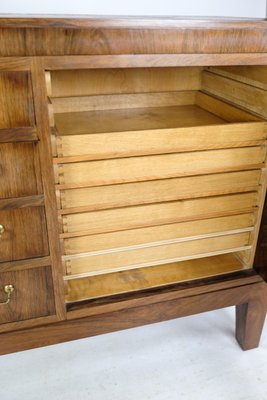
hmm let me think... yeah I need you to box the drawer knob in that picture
[0,224,4,235]
[0,284,15,305]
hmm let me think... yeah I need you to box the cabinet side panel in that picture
[254,199,267,280]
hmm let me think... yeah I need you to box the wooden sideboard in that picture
[0,16,267,355]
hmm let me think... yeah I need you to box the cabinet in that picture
[0,17,266,355]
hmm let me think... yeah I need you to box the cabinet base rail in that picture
[0,275,266,355]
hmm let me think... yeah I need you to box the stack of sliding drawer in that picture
[46,67,267,304]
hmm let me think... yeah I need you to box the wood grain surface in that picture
[0,277,265,354]
[0,17,266,354]
[65,253,248,302]
[0,266,55,325]
[0,18,267,56]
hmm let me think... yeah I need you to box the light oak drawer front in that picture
[63,213,254,255]
[59,170,261,212]
[56,146,265,188]
[66,231,251,276]
[0,207,49,263]
[61,192,257,237]
[0,266,55,325]
[56,121,265,160]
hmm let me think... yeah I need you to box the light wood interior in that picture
[65,253,247,303]
[66,231,251,277]
[59,171,261,212]
[46,65,267,303]
[55,104,225,136]
[47,67,203,97]
[63,214,254,255]
[61,192,257,237]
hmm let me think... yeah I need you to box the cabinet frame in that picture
[0,17,266,354]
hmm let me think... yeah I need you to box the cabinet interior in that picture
[45,65,267,304]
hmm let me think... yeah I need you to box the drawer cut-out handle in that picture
[0,284,15,305]
[0,224,4,235]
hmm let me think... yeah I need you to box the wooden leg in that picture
[236,286,267,350]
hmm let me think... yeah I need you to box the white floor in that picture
[0,307,266,400]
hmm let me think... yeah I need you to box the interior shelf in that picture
[65,253,248,303]
[54,104,226,136]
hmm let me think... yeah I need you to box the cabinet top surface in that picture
[0,15,266,57]
[0,15,266,29]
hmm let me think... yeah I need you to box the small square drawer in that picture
[0,142,40,199]
[0,266,55,325]
[0,207,49,263]
[0,71,35,129]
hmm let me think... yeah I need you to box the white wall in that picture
[0,0,266,18]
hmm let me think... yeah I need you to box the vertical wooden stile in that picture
[30,58,66,320]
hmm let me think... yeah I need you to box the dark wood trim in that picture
[236,291,267,351]
[0,195,44,210]
[0,127,38,143]
[0,315,59,335]
[0,256,51,272]
[0,280,265,355]
[30,59,66,320]
[44,54,267,70]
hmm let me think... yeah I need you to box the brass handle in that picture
[0,284,15,305]
[0,224,4,235]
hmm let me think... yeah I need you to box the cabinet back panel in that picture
[49,67,202,97]
[51,91,197,114]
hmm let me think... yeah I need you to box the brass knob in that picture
[0,284,15,305]
[0,224,4,235]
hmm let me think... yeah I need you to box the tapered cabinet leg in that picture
[236,286,267,350]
